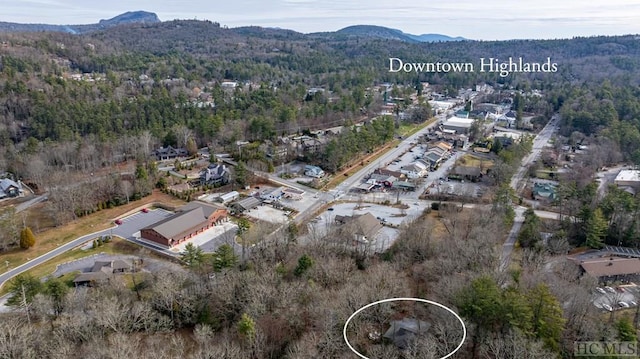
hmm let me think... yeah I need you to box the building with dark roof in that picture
[153,146,189,161]
[579,257,640,283]
[200,163,230,185]
[73,259,134,286]
[450,166,482,181]
[140,201,228,247]
[230,196,262,214]
[383,318,431,349]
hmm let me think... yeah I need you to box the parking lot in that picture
[592,285,639,311]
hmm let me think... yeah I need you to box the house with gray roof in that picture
[230,196,262,214]
[200,163,230,185]
[73,259,133,286]
[383,318,431,349]
[334,212,383,244]
[0,178,21,198]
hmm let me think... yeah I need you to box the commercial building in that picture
[442,116,475,134]
[140,201,228,248]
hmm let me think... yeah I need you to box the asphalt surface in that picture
[509,114,560,192]
[0,208,173,289]
[500,115,560,271]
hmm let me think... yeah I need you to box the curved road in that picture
[0,209,173,289]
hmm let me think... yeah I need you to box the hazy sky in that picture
[1,0,638,40]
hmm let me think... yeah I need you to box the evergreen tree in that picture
[235,161,248,188]
[212,244,238,272]
[294,254,314,277]
[180,243,204,268]
[517,208,542,248]
[7,274,42,306]
[585,208,607,249]
[616,317,637,342]
[526,283,565,352]
[237,313,256,341]
[44,276,69,316]
[19,227,36,249]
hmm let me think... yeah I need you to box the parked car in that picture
[141,208,149,213]
[602,303,613,311]
[618,301,630,308]
[595,287,606,294]
[630,300,638,306]
[327,208,334,211]
[115,219,122,225]
[604,286,616,293]
[616,287,626,292]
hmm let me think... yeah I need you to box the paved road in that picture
[15,193,48,213]
[0,209,173,289]
[254,110,460,226]
[499,207,525,271]
[500,115,560,271]
[509,114,560,192]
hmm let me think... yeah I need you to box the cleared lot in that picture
[243,204,292,224]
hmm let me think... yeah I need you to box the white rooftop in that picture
[615,170,640,183]
[443,116,474,128]
[493,131,521,139]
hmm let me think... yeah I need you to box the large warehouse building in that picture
[140,201,228,248]
[442,116,475,134]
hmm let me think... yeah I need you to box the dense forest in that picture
[1,19,640,358]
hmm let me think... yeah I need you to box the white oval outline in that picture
[342,297,467,359]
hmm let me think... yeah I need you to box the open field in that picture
[455,153,494,170]
[0,190,186,277]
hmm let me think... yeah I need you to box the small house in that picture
[0,178,21,198]
[383,318,431,349]
[304,165,325,178]
[532,182,557,201]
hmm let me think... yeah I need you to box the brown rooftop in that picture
[580,257,640,277]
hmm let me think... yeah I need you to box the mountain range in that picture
[335,25,466,43]
[0,11,465,42]
[0,11,160,34]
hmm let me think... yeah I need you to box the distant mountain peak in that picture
[336,24,466,43]
[98,11,161,26]
[0,11,160,34]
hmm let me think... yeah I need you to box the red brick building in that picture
[140,201,228,247]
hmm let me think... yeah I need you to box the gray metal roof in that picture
[143,207,207,239]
